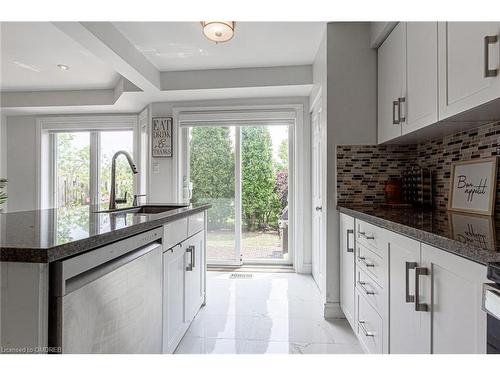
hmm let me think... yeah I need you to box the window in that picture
[53,130,135,208]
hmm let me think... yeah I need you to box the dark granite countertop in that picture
[0,203,210,263]
[338,205,500,266]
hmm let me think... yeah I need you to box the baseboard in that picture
[324,302,346,319]
[296,263,312,274]
[208,265,295,273]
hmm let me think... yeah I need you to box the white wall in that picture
[311,22,377,317]
[5,116,38,212]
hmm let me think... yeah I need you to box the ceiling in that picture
[1,21,321,115]
[114,22,325,71]
[0,22,120,91]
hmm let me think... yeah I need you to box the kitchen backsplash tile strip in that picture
[336,144,416,206]
[416,120,500,215]
[337,120,500,215]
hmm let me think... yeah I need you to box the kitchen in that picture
[1,2,500,371]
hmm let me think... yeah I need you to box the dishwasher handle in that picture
[55,241,162,297]
[53,228,163,297]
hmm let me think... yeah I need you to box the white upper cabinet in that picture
[404,22,439,134]
[377,22,499,142]
[438,22,500,119]
[378,22,439,143]
[377,22,405,143]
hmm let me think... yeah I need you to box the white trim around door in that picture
[173,104,309,272]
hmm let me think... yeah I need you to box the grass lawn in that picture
[207,230,285,260]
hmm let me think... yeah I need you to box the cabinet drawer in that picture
[356,268,384,315]
[356,220,386,258]
[188,212,205,237]
[357,244,386,289]
[357,290,384,354]
[163,218,188,250]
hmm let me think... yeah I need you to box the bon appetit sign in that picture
[448,157,498,216]
[152,117,173,158]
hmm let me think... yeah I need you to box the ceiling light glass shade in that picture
[201,21,235,43]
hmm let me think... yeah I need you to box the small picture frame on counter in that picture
[447,157,498,216]
[152,117,173,158]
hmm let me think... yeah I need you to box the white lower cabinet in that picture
[342,216,489,354]
[421,244,487,354]
[388,232,428,353]
[162,243,188,354]
[184,230,206,324]
[162,214,207,354]
[356,289,384,354]
[340,213,356,328]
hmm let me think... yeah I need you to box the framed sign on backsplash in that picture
[152,117,173,158]
[447,157,498,216]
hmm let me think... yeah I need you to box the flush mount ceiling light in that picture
[201,21,235,43]
[57,64,70,71]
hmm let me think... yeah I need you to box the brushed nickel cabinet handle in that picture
[398,97,406,123]
[415,266,429,312]
[359,320,374,337]
[185,246,194,271]
[405,262,417,303]
[357,255,375,268]
[392,100,399,125]
[347,229,354,253]
[357,281,375,295]
[359,231,374,240]
[484,35,498,78]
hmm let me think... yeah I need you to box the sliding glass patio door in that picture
[185,123,292,267]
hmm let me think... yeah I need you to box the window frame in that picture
[174,105,302,268]
[36,116,139,209]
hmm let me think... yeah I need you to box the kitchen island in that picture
[0,203,210,354]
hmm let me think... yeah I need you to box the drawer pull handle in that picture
[357,281,375,295]
[415,266,429,312]
[359,231,375,240]
[405,262,417,303]
[357,256,375,268]
[358,320,375,337]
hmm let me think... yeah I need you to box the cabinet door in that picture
[185,230,205,324]
[378,22,405,143]
[404,22,438,134]
[162,244,187,354]
[438,22,500,119]
[421,244,487,354]
[388,233,429,353]
[339,213,355,328]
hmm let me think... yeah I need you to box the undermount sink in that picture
[95,204,189,214]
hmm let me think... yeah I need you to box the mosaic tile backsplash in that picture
[337,120,500,215]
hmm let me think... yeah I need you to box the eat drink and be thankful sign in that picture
[152,117,173,158]
[448,157,498,216]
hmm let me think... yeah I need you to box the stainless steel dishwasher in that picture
[49,227,163,354]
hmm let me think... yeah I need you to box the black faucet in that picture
[109,151,138,210]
